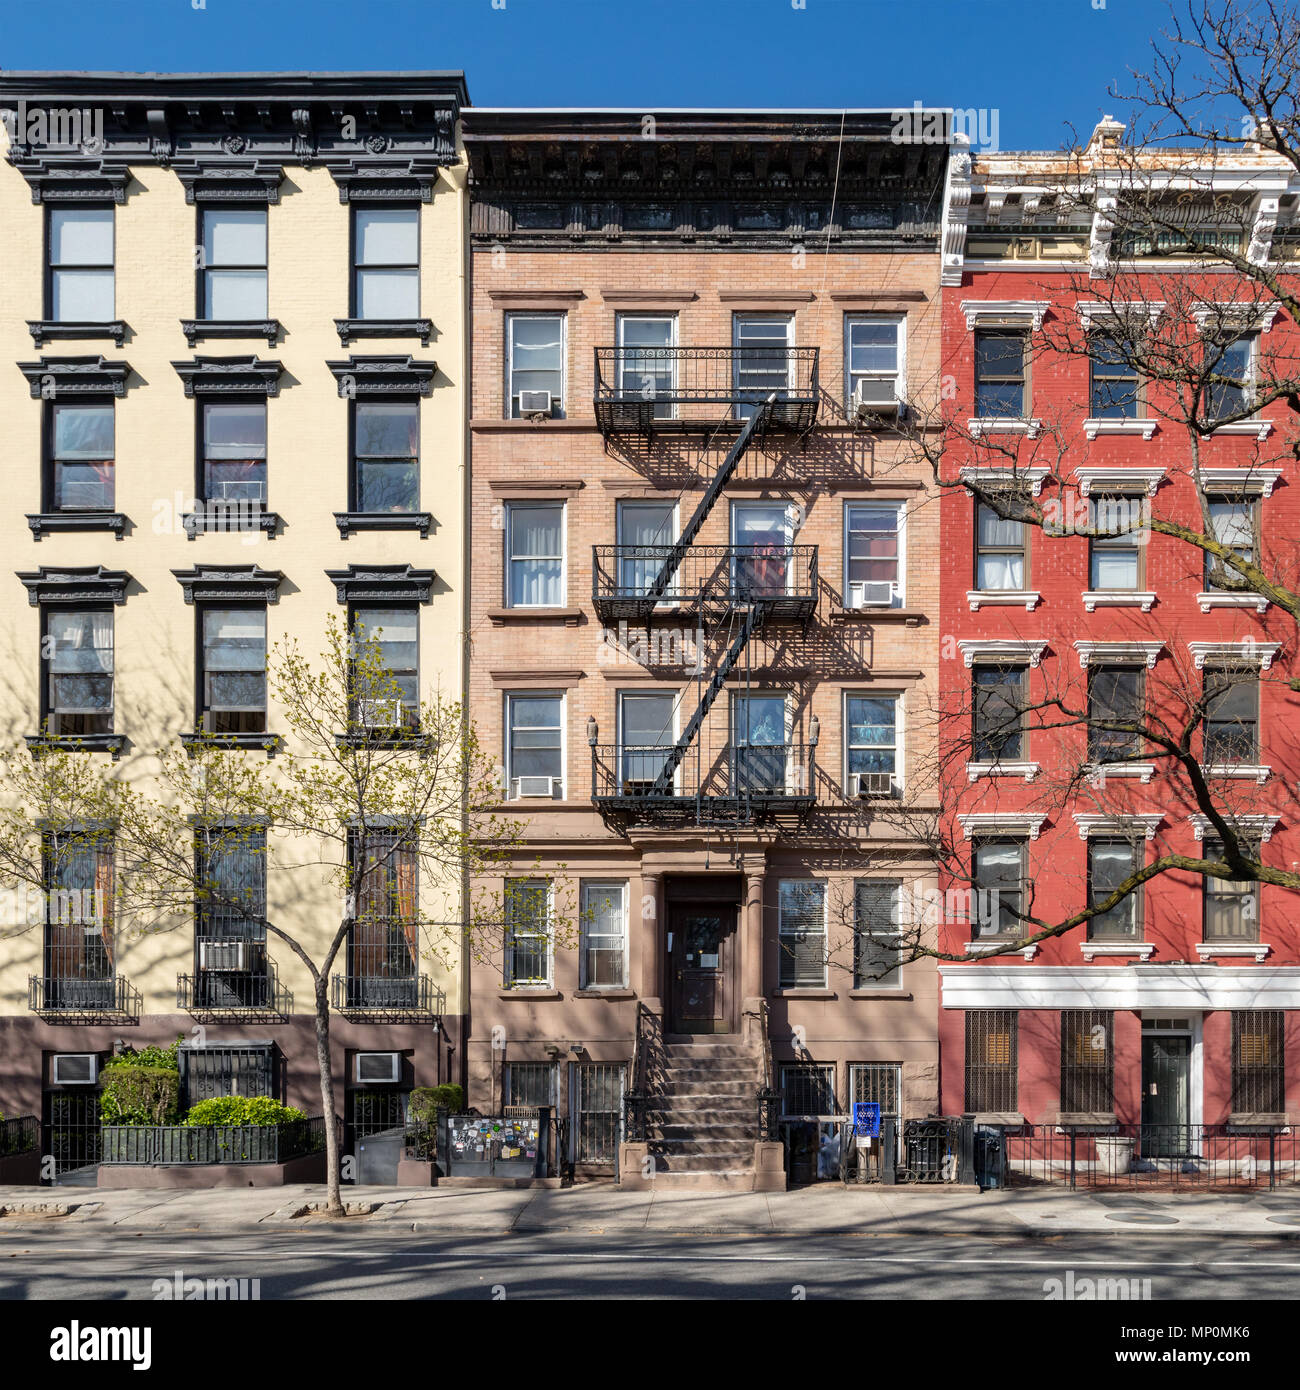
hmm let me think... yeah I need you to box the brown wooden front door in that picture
[669,906,735,1034]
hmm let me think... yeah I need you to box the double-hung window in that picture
[352,607,419,731]
[196,827,269,1007]
[1088,665,1143,764]
[353,207,419,320]
[1089,493,1145,590]
[203,402,267,506]
[974,498,1027,590]
[504,878,552,987]
[845,503,903,607]
[972,839,1026,938]
[43,829,115,1008]
[50,401,114,512]
[1089,333,1140,418]
[507,313,565,417]
[48,207,114,322]
[1204,334,1254,422]
[854,880,903,989]
[972,665,1026,763]
[1205,495,1257,590]
[1088,838,1141,939]
[200,207,268,320]
[1203,667,1259,764]
[506,502,564,607]
[200,608,267,734]
[778,879,827,989]
[580,882,628,990]
[733,313,793,418]
[1203,839,1259,942]
[845,315,904,412]
[845,694,898,795]
[616,501,675,598]
[506,692,563,800]
[44,609,114,737]
[353,401,419,513]
[616,313,676,417]
[974,330,1027,417]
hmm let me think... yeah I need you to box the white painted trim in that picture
[1083,590,1156,612]
[1208,419,1274,440]
[957,638,1048,667]
[1188,813,1279,842]
[956,811,1047,839]
[939,964,1300,1010]
[966,760,1041,783]
[1085,763,1156,785]
[961,299,1050,331]
[1082,418,1159,441]
[1073,466,1165,497]
[963,941,1040,960]
[959,465,1050,496]
[1198,467,1283,498]
[1191,301,1280,334]
[967,417,1043,439]
[1073,813,1163,839]
[967,589,1040,611]
[1080,941,1155,961]
[1076,300,1166,330]
[1073,640,1164,669]
[1200,763,1272,784]
[1188,640,1280,670]
[1196,591,1270,613]
[1196,942,1271,963]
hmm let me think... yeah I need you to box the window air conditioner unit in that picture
[354,1051,401,1084]
[512,775,562,799]
[199,940,247,972]
[217,480,266,503]
[359,698,403,730]
[850,771,897,799]
[518,390,553,416]
[848,580,897,608]
[853,379,902,420]
[52,1053,98,1085]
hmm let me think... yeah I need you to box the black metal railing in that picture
[594,345,820,435]
[756,997,780,1142]
[592,741,816,827]
[592,544,818,625]
[331,973,442,1020]
[893,1117,978,1185]
[177,958,293,1020]
[0,1114,39,1158]
[29,974,140,1021]
[100,1117,328,1166]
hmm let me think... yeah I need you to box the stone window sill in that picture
[1082,418,1157,440]
[830,606,927,624]
[334,317,432,347]
[487,606,582,625]
[967,590,1040,611]
[573,988,636,1000]
[27,512,127,541]
[181,318,282,347]
[28,319,128,348]
[334,511,432,539]
[848,989,912,1001]
[1201,763,1271,784]
[771,988,836,999]
[497,988,561,1000]
[180,731,283,758]
[1083,591,1156,612]
[26,733,124,759]
[1080,940,1154,961]
[1196,942,1270,963]
[966,761,1040,782]
[1196,591,1269,613]
[184,508,281,539]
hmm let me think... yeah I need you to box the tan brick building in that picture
[463,110,949,1185]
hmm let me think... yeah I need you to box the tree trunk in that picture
[313,977,345,1217]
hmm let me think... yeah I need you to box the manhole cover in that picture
[1264,1215,1300,1227]
[1105,1212,1180,1225]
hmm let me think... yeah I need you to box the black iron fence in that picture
[0,1115,38,1158]
[100,1117,327,1166]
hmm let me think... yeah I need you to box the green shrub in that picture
[408,1084,464,1122]
[100,1064,181,1126]
[113,1039,182,1070]
[183,1096,305,1128]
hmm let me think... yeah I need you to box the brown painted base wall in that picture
[96,1150,327,1189]
[0,1150,41,1184]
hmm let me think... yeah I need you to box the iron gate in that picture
[43,1090,101,1182]
[571,1064,624,1165]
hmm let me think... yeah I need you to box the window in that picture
[580,882,627,989]
[616,314,676,417]
[964,1009,1017,1112]
[352,607,419,731]
[1089,493,1145,590]
[1089,333,1140,418]
[353,207,419,320]
[972,665,1026,762]
[618,691,675,793]
[506,502,564,607]
[348,829,418,996]
[504,879,552,987]
[845,315,904,408]
[505,693,563,799]
[849,1062,902,1133]
[1088,839,1141,939]
[504,1061,557,1109]
[974,330,1027,417]
[845,503,903,607]
[975,499,1026,589]
[845,694,898,792]
[1205,496,1257,590]
[195,827,268,1009]
[972,839,1026,938]
[48,207,114,322]
[507,313,565,417]
[50,401,114,512]
[202,402,267,505]
[854,880,903,989]
[353,401,419,513]
[1203,667,1259,764]
[42,829,114,1006]
[733,313,793,418]
[200,608,266,734]
[1088,665,1143,763]
[44,610,113,737]
[1060,1010,1114,1113]
[778,879,827,989]
[1232,1011,1283,1113]
[780,1063,836,1116]
[1203,838,1259,942]
[1204,334,1254,421]
[181,1044,272,1105]
[732,501,792,597]
[200,207,267,320]
[616,501,675,597]
[732,693,788,794]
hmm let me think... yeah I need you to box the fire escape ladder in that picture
[645,395,775,604]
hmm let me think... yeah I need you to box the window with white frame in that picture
[580,882,628,989]
[844,503,904,607]
[975,497,1027,589]
[778,879,827,989]
[845,694,899,796]
[733,313,793,418]
[845,315,904,412]
[854,880,903,989]
[1088,492,1146,590]
[507,312,565,418]
[616,500,675,597]
[972,838,1027,938]
[1203,838,1260,942]
[200,207,268,320]
[48,207,114,322]
[616,313,676,417]
[1203,333,1255,422]
[506,502,564,607]
[505,692,563,799]
[1205,495,1257,590]
[352,207,419,320]
[504,878,552,987]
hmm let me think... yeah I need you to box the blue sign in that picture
[853,1102,881,1138]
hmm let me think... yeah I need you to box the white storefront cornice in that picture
[939,963,1300,1010]
[957,638,1048,668]
[1073,812,1164,839]
[1073,640,1164,669]
[1187,813,1280,842]
[960,299,1051,331]
[1187,640,1280,670]
[957,812,1047,840]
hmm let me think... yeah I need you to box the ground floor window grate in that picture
[571,1063,624,1164]
[504,1062,558,1110]
[1232,1010,1284,1113]
[181,1045,274,1106]
[781,1063,837,1117]
[965,1009,1017,1113]
[1060,1010,1114,1113]
[849,1062,901,1125]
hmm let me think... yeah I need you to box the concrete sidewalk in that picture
[4,1181,1300,1238]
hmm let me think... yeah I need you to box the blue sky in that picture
[5,0,1183,151]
